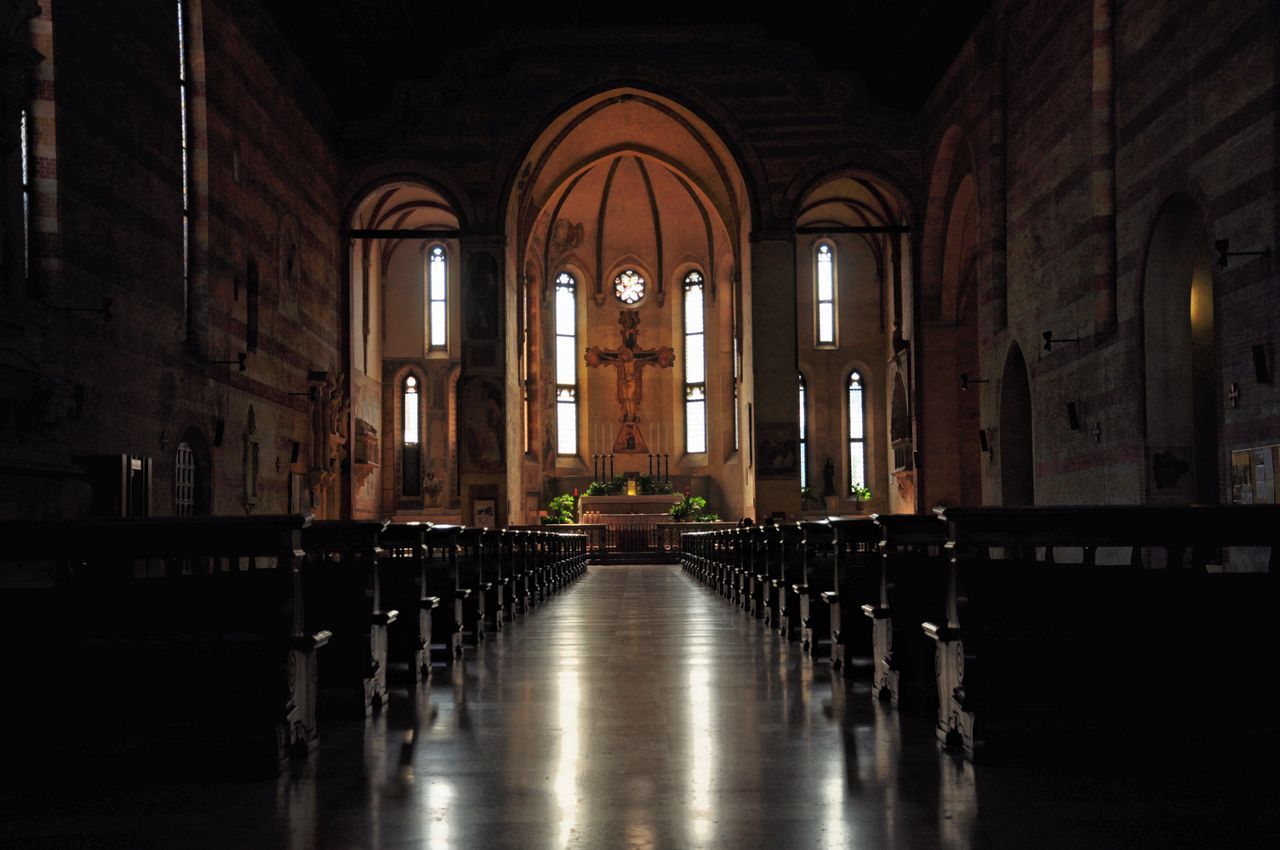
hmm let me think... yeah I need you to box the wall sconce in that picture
[66,296,113,322]
[212,352,248,372]
[960,372,989,391]
[1066,401,1081,431]
[1042,330,1081,352]
[978,428,992,462]
[1093,422,1103,443]
[1215,239,1270,268]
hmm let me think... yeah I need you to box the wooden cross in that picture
[585,310,675,452]
[1228,382,1241,408]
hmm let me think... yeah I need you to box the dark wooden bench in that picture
[823,516,879,676]
[457,527,492,647]
[0,515,324,778]
[301,519,395,716]
[773,524,805,641]
[928,505,1280,760]
[795,521,836,659]
[863,513,948,709]
[377,522,442,682]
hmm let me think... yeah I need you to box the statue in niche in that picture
[422,468,444,508]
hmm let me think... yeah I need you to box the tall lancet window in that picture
[403,375,422,497]
[427,245,447,349]
[19,108,30,281]
[848,371,866,493]
[555,271,577,455]
[799,373,808,488]
[815,242,836,346]
[178,0,191,331]
[684,270,707,454]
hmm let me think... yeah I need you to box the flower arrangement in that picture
[851,483,872,502]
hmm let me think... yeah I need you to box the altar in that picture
[578,494,683,556]
[578,494,682,517]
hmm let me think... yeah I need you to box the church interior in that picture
[1,0,1278,846]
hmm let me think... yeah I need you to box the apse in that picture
[507,88,750,522]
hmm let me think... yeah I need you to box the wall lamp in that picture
[212,352,248,372]
[1215,239,1270,268]
[1042,330,1080,352]
[960,372,989,391]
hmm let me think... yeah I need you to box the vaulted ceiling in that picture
[262,0,994,121]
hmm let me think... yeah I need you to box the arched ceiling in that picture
[795,173,911,269]
[516,89,746,298]
[351,180,460,271]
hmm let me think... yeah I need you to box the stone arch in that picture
[999,342,1034,506]
[1141,194,1218,504]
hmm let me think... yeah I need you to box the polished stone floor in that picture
[3,565,1277,849]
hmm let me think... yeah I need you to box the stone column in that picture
[748,232,800,521]
[459,234,506,526]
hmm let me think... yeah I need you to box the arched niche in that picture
[999,343,1034,506]
[1142,194,1217,504]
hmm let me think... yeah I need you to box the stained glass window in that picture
[848,371,865,494]
[614,268,645,305]
[816,242,836,346]
[178,0,191,332]
[799,373,808,489]
[20,108,30,281]
[403,375,421,497]
[428,245,447,349]
[555,272,578,454]
[685,271,707,453]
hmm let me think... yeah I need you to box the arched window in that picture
[684,270,707,453]
[178,0,192,332]
[174,441,195,516]
[815,242,836,346]
[19,108,30,282]
[798,373,808,488]
[402,375,422,497]
[848,371,866,494]
[555,271,577,454]
[427,245,447,349]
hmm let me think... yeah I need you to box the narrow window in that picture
[816,242,836,346]
[178,0,191,331]
[848,371,866,494]
[799,373,808,489]
[174,441,195,517]
[403,375,422,497]
[427,245,447,349]
[555,272,577,455]
[684,270,707,453]
[732,335,740,452]
[19,108,30,281]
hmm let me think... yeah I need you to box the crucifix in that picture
[585,310,675,453]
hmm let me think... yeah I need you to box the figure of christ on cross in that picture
[585,310,675,452]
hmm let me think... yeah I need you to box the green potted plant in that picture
[851,483,872,511]
[541,492,577,525]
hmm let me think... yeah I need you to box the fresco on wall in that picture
[460,377,504,472]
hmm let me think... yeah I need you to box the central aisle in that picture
[376,565,952,849]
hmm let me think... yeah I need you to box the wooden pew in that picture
[301,519,396,716]
[456,527,491,647]
[795,521,836,659]
[0,515,324,777]
[863,513,948,708]
[421,524,464,665]
[927,505,1280,761]
[773,524,805,641]
[823,516,879,676]
[377,522,441,683]
[747,525,769,620]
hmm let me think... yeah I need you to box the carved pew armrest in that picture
[421,596,441,610]
[293,630,332,651]
[861,603,890,619]
[371,609,399,626]
[922,621,960,642]
[820,591,839,605]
